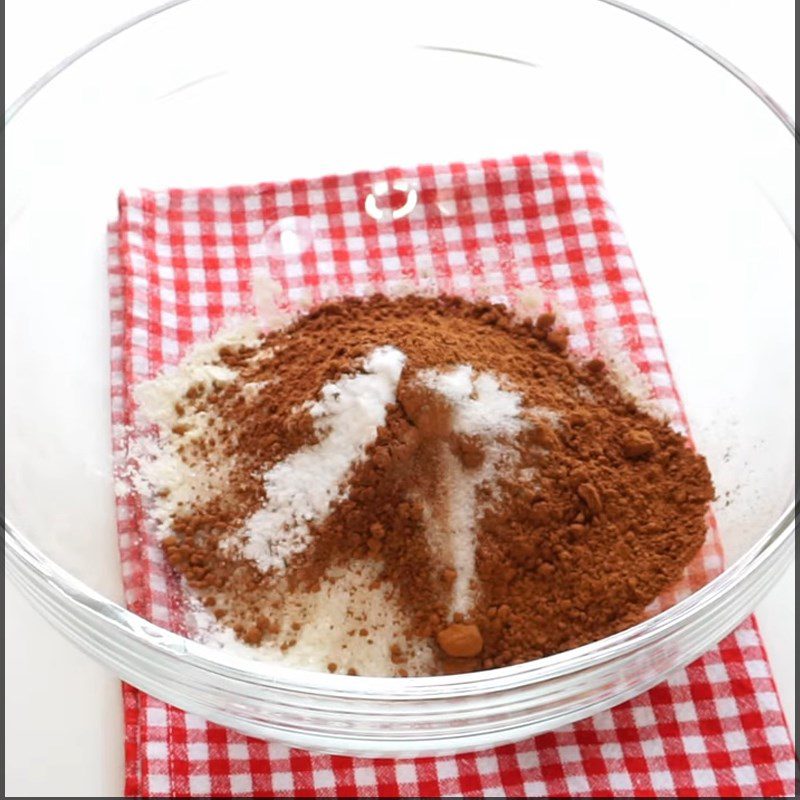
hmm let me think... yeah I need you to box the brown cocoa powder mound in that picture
[157,293,714,674]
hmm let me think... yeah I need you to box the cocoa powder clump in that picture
[154,294,714,675]
[622,428,657,459]
[437,624,484,658]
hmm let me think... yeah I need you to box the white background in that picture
[5,1,795,796]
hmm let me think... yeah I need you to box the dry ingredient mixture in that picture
[131,293,714,676]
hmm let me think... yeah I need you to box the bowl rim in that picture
[4,503,795,696]
[4,0,796,698]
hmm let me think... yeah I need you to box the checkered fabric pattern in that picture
[109,152,795,797]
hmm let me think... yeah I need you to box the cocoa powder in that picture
[155,294,714,675]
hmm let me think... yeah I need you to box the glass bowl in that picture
[5,0,794,755]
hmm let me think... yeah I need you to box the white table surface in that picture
[5,1,795,796]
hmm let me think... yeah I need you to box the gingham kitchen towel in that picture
[109,152,795,797]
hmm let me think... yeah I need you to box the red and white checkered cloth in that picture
[109,152,795,797]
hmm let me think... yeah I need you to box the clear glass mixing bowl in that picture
[5,0,795,755]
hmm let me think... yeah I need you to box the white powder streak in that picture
[595,327,669,422]
[418,365,527,616]
[420,365,526,437]
[239,346,406,572]
[441,449,488,616]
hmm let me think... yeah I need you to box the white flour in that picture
[119,318,264,535]
[417,365,529,616]
[189,560,435,676]
[419,365,527,438]
[235,346,407,572]
[134,317,262,429]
